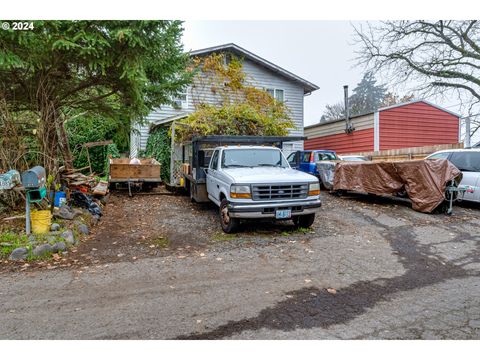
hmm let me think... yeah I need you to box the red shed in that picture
[304,100,460,154]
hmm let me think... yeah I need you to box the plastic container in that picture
[30,210,52,234]
[54,191,67,207]
[49,191,67,207]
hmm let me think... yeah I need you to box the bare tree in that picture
[353,20,480,137]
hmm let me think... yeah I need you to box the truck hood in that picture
[222,167,318,184]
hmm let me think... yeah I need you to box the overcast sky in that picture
[182,21,364,127]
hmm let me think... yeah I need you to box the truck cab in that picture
[205,145,321,233]
[287,150,339,176]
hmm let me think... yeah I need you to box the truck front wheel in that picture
[293,213,316,228]
[220,199,239,233]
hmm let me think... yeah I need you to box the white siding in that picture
[130,56,308,154]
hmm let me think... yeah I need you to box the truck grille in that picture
[252,183,308,201]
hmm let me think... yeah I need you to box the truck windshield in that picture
[221,148,288,168]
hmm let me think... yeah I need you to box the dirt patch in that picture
[2,187,479,274]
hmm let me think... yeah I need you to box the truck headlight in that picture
[230,185,251,199]
[308,182,320,196]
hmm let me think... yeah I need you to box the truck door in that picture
[287,151,300,170]
[206,150,220,201]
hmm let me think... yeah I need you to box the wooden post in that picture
[170,121,176,186]
[85,146,92,174]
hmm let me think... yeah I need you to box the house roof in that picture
[190,43,319,94]
[305,99,461,130]
[150,112,188,129]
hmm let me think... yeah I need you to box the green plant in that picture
[212,232,237,242]
[144,126,171,182]
[176,53,294,142]
[0,232,29,258]
[0,20,192,172]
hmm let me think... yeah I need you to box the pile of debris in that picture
[60,168,109,197]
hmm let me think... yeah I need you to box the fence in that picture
[347,143,464,162]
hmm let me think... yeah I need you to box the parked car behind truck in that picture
[426,149,480,203]
[287,150,339,176]
[180,136,322,233]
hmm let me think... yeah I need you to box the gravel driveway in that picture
[1,190,479,339]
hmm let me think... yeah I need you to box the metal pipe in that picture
[344,85,351,133]
[465,117,471,148]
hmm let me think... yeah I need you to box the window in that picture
[221,149,288,168]
[428,152,451,160]
[172,87,188,109]
[210,150,219,170]
[302,152,312,163]
[287,152,296,165]
[315,152,338,161]
[265,88,285,102]
[449,152,480,172]
[275,89,284,102]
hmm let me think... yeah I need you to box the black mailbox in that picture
[21,166,46,189]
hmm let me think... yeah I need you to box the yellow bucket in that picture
[31,210,52,234]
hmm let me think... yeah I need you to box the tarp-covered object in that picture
[332,159,462,213]
[316,161,338,190]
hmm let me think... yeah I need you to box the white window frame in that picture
[265,88,285,102]
[172,87,189,109]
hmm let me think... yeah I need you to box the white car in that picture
[338,155,369,162]
[426,149,480,203]
[205,146,322,233]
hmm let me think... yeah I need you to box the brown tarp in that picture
[332,159,462,213]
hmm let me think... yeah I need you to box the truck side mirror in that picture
[198,150,205,167]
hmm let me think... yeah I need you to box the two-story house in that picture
[130,43,319,157]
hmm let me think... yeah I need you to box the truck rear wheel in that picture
[293,213,315,228]
[220,199,239,233]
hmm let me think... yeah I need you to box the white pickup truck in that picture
[204,145,322,232]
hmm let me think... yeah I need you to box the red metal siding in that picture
[379,102,459,151]
[304,128,374,154]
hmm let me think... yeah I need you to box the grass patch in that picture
[152,236,170,248]
[0,232,30,258]
[281,227,314,236]
[212,232,237,242]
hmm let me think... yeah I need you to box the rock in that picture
[54,205,75,220]
[60,230,76,245]
[51,223,61,231]
[46,235,57,243]
[73,208,84,217]
[52,242,66,252]
[9,247,28,261]
[77,224,90,235]
[90,215,100,226]
[33,243,53,257]
[28,234,36,243]
[74,220,83,227]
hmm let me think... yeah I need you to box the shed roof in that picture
[190,43,319,94]
[305,99,461,130]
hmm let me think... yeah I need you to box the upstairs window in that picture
[265,88,285,102]
[172,87,188,109]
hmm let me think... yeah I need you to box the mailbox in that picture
[21,166,47,203]
[21,166,46,189]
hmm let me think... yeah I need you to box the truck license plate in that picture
[275,209,291,219]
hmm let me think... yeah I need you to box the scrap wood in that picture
[1,214,26,222]
[92,180,109,196]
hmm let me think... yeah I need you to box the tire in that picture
[220,199,239,233]
[293,213,315,228]
[190,181,196,203]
